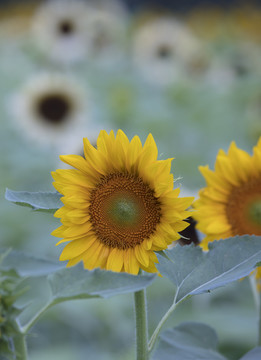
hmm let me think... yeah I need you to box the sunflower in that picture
[131,15,204,86]
[9,73,93,153]
[52,130,193,274]
[85,6,127,67]
[31,0,90,64]
[193,139,261,281]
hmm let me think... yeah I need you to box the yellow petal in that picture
[107,248,124,272]
[206,218,231,234]
[143,133,158,161]
[134,245,150,267]
[59,236,96,260]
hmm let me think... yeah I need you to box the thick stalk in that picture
[249,274,261,346]
[134,289,149,360]
[13,333,28,360]
[259,291,261,346]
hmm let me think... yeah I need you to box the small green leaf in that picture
[239,347,261,360]
[157,235,261,304]
[152,322,227,360]
[5,188,62,213]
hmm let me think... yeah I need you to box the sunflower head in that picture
[193,138,261,283]
[52,130,193,274]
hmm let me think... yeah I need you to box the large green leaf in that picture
[0,248,63,276]
[15,262,156,331]
[157,235,261,304]
[48,264,156,302]
[5,188,62,213]
[239,347,261,360]
[152,322,227,360]
[0,249,156,331]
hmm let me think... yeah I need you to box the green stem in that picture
[258,293,261,346]
[148,300,177,353]
[13,333,28,360]
[21,302,51,334]
[249,274,261,346]
[134,289,149,360]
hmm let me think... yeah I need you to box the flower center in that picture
[37,94,71,124]
[89,172,161,249]
[157,44,173,59]
[247,200,261,227]
[58,20,75,35]
[225,177,261,235]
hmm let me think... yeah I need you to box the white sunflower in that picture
[31,0,90,64]
[85,1,128,67]
[9,73,95,153]
[132,16,205,86]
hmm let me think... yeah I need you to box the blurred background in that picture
[0,0,261,359]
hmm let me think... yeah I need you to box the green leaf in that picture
[157,235,261,304]
[5,188,62,213]
[239,347,261,360]
[152,322,227,360]
[0,249,63,277]
[48,264,157,302]
[17,263,156,331]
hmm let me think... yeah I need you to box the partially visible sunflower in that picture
[229,5,261,43]
[0,1,37,39]
[193,139,261,284]
[52,130,193,274]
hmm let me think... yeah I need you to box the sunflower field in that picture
[1,1,261,360]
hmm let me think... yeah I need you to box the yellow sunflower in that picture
[193,139,261,285]
[52,130,193,274]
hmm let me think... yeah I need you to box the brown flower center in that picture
[37,94,72,124]
[89,172,161,249]
[225,176,261,235]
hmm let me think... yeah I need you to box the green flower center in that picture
[248,200,261,226]
[107,196,139,227]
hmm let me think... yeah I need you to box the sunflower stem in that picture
[249,274,261,346]
[13,333,28,360]
[258,291,261,346]
[134,289,149,360]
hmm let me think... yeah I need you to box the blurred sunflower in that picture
[52,130,193,274]
[131,15,205,86]
[10,73,92,153]
[31,0,90,64]
[193,140,261,282]
[85,6,127,67]
[229,5,261,43]
[0,1,37,40]
[185,6,229,40]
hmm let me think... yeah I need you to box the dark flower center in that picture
[157,44,173,59]
[37,94,71,124]
[58,20,75,35]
